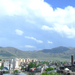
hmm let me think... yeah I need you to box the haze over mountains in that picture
[0,46,75,61]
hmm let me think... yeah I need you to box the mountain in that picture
[40,46,70,53]
[0,46,75,61]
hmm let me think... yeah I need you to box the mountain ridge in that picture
[0,46,75,61]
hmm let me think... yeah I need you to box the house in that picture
[29,68,36,72]
[35,67,42,72]
[49,65,57,69]
[43,64,48,70]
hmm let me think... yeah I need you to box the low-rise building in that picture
[29,68,36,72]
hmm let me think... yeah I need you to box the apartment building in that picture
[4,58,38,70]
[4,60,10,69]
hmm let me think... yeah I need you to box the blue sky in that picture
[0,0,75,51]
[44,0,75,8]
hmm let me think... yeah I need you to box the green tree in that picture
[45,67,54,71]
[14,70,18,74]
[0,59,2,61]
[28,62,36,69]
[28,62,39,69]
[0,65,3,70]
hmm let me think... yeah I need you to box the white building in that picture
[0,61,2,67]
[4,60,9,70]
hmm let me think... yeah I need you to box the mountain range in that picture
[0,46,75,61]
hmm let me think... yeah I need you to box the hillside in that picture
[40,46,70,53]
[0,46,75,61]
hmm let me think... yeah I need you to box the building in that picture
[4,58,38,70]
[4,60,10,70]
[58,55,75,75]
[0,61,2,67]
[29,68,36,72]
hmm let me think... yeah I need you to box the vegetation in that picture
[21,67,25,70]
[41,46,69,53]
[0,46,75,61]
[0,50,14,57]
[45,67,54,71]
[0,59,2,61]
[0,65,3,70]
[3,72,9,74]
[42,61,49,65]
[28,62,39,69]
[42,72,62,75]
[14,70,19,74]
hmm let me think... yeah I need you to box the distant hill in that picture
[40,46,70,53]
[0,46,75,61]
[0,47,3,48]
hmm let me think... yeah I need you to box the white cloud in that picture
[25,45,35,48]
[41,25,53,30]
[25,36,43,43]
[1,0,75,38]
[0,0,45,16]
[0,0,75,24]
[48,41,53,44]
[15,29,23,35]
[42,25,75,38]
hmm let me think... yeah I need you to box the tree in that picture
[14,70,18,74]
[0,65,3,70]
[28,62,36,69]
[28,62,40,71]
[45,67,54,71]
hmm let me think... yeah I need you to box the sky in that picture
[0,0,75,51]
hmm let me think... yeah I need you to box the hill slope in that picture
[41,46,70,53]
[0,46,74,61]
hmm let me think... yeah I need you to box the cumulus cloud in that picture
[0,0,75,38]
[0,0,45,16]
[25,45,35,48]
[25,36,43,43]
[15,29,23,35]
[42,25,75,38]
[48,41,53,44]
